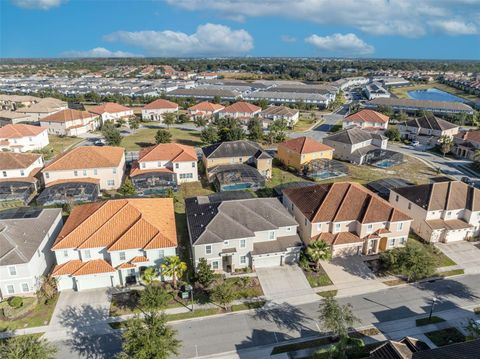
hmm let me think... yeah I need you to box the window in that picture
[158,250,164,258]
[211,261,219,270]
[447,211,452,216]
[157,162,162,167]
[107,180,115,186]
[291,203,294,211]
[175,163,179,169]
[21,283,29,292]
[6,285,14,295]
[367,224,373,232]
[93,169,98,175]
[205,245,212,254]
[119,252,126,261]
[84,250,91,259]
[268,231,275,240]
[397,223,404,231]
[240,256,246,264]
[192,162,196,168]
[63,250,68,258]
[74,170,78,176]
[398,237,406,245]
[335,223,341,231]
[304,218,308,226]
[240,239,246,248]
[83,169,87,176]
[389,238,395,247]
[29,137,33,142]
[20,170,25,176]
[317,223,321,231]
[45,172,49,179]
[2,171,6,177]
[141,162,146,169]
[113,168,117,174]
[223,240,229,245]
[8,266,17,276]
[408,203,412,210]
[286,227,292,232]
[395,195,399,202]
[37,249,41,257]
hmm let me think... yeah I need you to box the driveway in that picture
[256,265,318,305]
[436,241,480,274]
[320,256,387,297]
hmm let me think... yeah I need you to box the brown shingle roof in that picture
[43,146,124,171]
[0,152,42,170]
[279,136,333,154]
[42,109,95,123]
[284,182,411,224]
[0,124,47,138]
[143,99,178,110]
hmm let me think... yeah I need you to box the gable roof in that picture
[260,106,299,117]
[393,180,479,212]
[186,197,298,245]
[284,182,411,224]
[221,101,261,114]
[143,99,178,110]
[324,127,376,145]
[0,124,46,138]
[202,140,271,159]
[346,109,389,124]
[52,198,177,251]
[18,97,67,114]
[403,113,458,131]
[43,146,124,171]
[279,136,333,154]
[188,102,224,112]
[88,102,131,115]
[458,129,480,143]
[138,143,197,163]
[42,109,95,123]
[0,152,42,170]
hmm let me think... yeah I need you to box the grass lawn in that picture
[408,236,456,268]
[47,135,83,157]
[474,307,480,315]
[223,277,264,299]
[425,327,466,347]
[439,269,465,278]
[304,269,333,288]
[266,166,309,189]
[390,82,478,102]
[292,118,318,132]
[120,126,202,151]
[416,316,446,326]
[0,295,59,332]
[382,278,407,286]
[317,290,338,298]
[271,337,334,355]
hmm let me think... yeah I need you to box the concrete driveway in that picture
[320,256,387,297]
[436,241,480,274]
[256,265,318,305]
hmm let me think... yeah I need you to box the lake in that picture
[407,88,466,103]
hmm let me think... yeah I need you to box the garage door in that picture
[253,254,282,268]
[444,230,468,243]
[75,274,113,291]
[56,276,76,291]
[333,245,362,257]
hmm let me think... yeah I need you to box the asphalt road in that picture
[51,274,480,359]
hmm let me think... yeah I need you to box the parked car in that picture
[411,141,420,147]
[461,176,473,185]
[94,139,106,146]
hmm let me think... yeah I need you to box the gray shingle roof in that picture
[202,140,271,160]
[324,127,374,145]
[403,113,458,131]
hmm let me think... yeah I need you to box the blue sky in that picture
[1,0,479,59]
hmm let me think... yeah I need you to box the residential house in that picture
[42,146,125,190]
[0,152,44,180]
[16,97,68,122]
[202,140,272,179]
[0,124,49,152]
[259,106,299,128]
[141,99,179,121]
[0,110,32,126]
[219,102,261,122]
[51,198,177,291]
[453,129,480,160]
[88,102,134,124]
[130,143,198,195]
[323,127,388,165]
[277,136,334,171]
[0,94,40,111]
[343,109,389,131]
[40,109,100,136]
[0,207,63,299]
[389,181,479,243]
[283,182,412,257]
[186,196,302,272]
[397,113,459,144]
[187,102,224,120]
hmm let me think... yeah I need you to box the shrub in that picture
[8,296,23,309]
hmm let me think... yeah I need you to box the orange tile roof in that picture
[279,136,333,154]
[0,152,42,170]
[43,146,124,171]
[52,260,84,276]
[117,262,136,269]
[129,163,174,177]
[313,232,363,245]
[52,198,177,252]
[346,109,389,124]
[222,101,261,114]
[42,109,96,123]
[130,256,149,263]
[0,124,47,138]
[138,143,197,163]
[73,259,115,276]
[88,102,131,115]
[143,99,178,110]
[188,102,224,112]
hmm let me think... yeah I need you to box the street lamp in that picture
[185,284,194,312]
[428,297,438,320]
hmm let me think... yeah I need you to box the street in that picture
[51,274,480,359]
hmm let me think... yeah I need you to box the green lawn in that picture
[46,135,83,157]
[439,269,465,278]
[304,270,333,288]
[292,118,318,132]
[317,290,338,298]
[425,327,466,347]
[390,82,478,102]
[120,126,202,151]
[266,166,309,189]
[408,236,456,268]
[0,295,59,332]
[416,316,446,326]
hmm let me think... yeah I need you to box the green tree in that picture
[256,99,269,110]
[193,117,208,129]
[176,113,189,124]
[119,178,136,196]
[212,95,221,104]
[211,281,236,311]
[306,240,331,271]
[139,285,171,311]
[195,258,215,288]
[162,113,176,128]
[200,125,219,144]
[267,118,288,143]
[155,129,172,144]
[101,121,122,146]
[161,256,187,289]
[385,127,401,142]
[141,267,158,285]
[439,135,453,157]
[128,117,140,130]
[37,275,57,303]
[119,312,181,359]
[214,117,245,142]
[398,110,408,122]
[247,117,264,142]
[0,335,57,359]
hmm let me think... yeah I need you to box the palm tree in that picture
[161,256,187,289]
[438,135,453,157]
[306,240,331,271]
[141,267,157,285]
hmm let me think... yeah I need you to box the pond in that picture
[407,88,466,103]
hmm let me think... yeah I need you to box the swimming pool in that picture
[221,183,253,191]
[309,171,346,180]
[371,159,398,168]
[407,88,466,103]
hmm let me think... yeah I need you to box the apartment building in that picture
[52,198,177,291]
[40,109,100,136]
[390,181,479,243]
[283,182,412,257]
[0,124,49,152]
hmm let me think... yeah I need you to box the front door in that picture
[222,256,232,273]
[368,239,378,254]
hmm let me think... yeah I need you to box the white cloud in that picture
[104,23,253,56]
[305,33,374,55]
[11,0,65,10]
[281,35,297,43]
[165,0,480,37]
[62,47,142,58]
[429,20,479,35]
